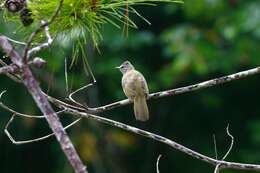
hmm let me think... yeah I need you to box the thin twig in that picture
[65,57,69,93]
[222,124,234,160]
[213,124,234,173]
[44,91,86,111]
[0,90,65,118]
[5,37,27,45]
[67,55,97,108]
[23,0,64,61]
[1,91,82,145]
[28,20,54,56]
[5,114,82,145]
[156,154,162,173]
[68,83,96,109]
[213,134,218,159]
[214,164,221,173]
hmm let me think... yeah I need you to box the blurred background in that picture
[1,0,260,173]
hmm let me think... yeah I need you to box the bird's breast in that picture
[122,70,146,99]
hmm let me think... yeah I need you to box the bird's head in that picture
[116,60,134,74]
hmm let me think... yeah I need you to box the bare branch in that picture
[0,59,22,83]
[0,90,6,98]
[28,20,54,56]
[0,100,49,118]
[65,57,69,93]
[213,124,235,173]
[5,37,27,45]
[23,0,64,61]
[67,56,97,108]
[0,64,19,74]
[0,102,62,119]
[0,36,87,173]
[1,91,81,145]
[64,107,260,172]
[0,58,46,76]
[24,63,87,173]
[222,124,234,160]
[40,65,260,172]
[4,114,82,145]
[214,164,221,173]
[156,154,162,173]
[0,36,23,67]
[45,92,85,111]
[68,83,96,109]
[213,134,218,159]
[82,66,260,113]
[0,90,66,118]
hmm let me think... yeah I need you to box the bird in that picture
[116,61,149,121]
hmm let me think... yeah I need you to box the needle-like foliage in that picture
[2,0,183,73]
[28,0,183,46]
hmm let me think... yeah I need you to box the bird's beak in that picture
[115,66,120,69]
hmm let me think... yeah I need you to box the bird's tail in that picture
[134,96,149,121]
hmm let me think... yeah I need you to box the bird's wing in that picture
[133,70,149,97]
[122,70,149,99]
[140,73,149,96]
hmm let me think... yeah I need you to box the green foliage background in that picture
[1,0,260,173]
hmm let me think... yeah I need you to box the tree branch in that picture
[222,124,234,160]
[0,59,22,83]
[63,66,260,114]
[39,65,260,172]
[28,20,54,56]
[213,124,235,173]
[0,35,87,173]
[64,107,260,172]
[0,64,19,74]
[4,114,81,145]
[156,154,162,173]
[30,67,260,172]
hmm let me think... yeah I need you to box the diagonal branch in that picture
[64,106,260,172]
[39,63,260,172]
[45,84,260,172]
[0,36,23,67]
[0,35,87,173]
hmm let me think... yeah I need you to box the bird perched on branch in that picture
[117,61,149,121]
